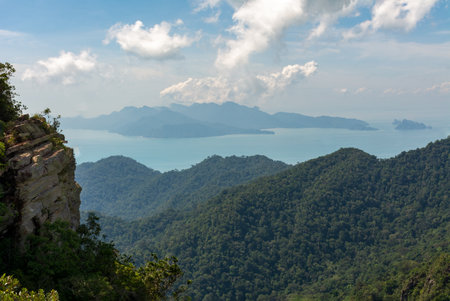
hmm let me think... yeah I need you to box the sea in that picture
[64,120,450,172]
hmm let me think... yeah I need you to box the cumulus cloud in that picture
[426,81,450,93]
[160,76,237,103]
[256,61,317,96]
[216,0,306,69]
[22,50,97,85]
[344,0,439,39]
[161,61,317,103]
[307,0,357,40]
[215,0,355,69]
[104,20,198,60]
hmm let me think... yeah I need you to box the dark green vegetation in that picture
[1,61,25,205]
[62,102,376,138]
[0,62,26,125]
[76,155,290,220]
[393,119,432,130]
[0,274,59,300]
[0,213,188,300]
[98,137,449,300]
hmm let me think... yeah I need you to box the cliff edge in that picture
[0,115,81,245]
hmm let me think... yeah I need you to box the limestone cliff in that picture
[0,115,81,245]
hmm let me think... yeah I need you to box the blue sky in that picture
[1,0,449,121]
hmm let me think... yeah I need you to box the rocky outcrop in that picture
[0,116,81,246]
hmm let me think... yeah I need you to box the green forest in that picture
[76,155,290,220]
[93,137,449,300]
[2,61,449,300]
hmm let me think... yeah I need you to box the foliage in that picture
[114,255,190,300]
[41,108,61,133]
[31,108,62,135]
[101,137,449,300]
[399,253,450,301]
[0,62,26,123]
[0,274,59,301]
[77,155,290,220]
[1,213,188,300]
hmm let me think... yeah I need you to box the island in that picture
[62,102,377,138]
[393,119,432,130]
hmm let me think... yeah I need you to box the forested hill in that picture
[76,155,290,220]
[106,137,449,300]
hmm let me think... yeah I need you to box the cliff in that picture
[0,115,81,246]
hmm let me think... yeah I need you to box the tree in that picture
[3,213,189,300]
[0,274,59,301]
[0,62,26,123]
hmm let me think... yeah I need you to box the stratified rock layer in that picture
[0,117,81,244]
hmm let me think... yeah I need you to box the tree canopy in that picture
[99,137,449,300]
[0,62,26,124]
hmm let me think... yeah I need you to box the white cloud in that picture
[0,29,23,38]
[195,0,222,11]
[160,76,236,103]
[383,88,407,95]
[382,82,450,95]
[196,0,245,11]
[354,87,367,94]
[426,81,450,93]
[22,50,97,85]
[215,0,355,69]
[161,61,317,103]
[306,0,358,40]
[344,0,439,39]
[216,0,306,69]
[256,61,317,96]
[104,20,198,60]
[204,10,222,23]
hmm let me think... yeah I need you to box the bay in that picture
[64,121,450,172]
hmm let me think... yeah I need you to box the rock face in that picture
[0,116,81,245]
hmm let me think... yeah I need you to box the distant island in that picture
[62,102,377,138]
[393,119,432,130]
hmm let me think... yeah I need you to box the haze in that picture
[1,0,449,121]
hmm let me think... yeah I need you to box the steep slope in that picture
[77,155,290,220]
[0,115,81,245]
[110,137,449,300]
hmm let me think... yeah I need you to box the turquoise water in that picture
[64,122,450,172]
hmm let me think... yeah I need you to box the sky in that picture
[1,0,449,121]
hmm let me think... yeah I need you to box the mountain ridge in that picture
[63,102,377,138]
[96,137,449,300]
[76,154,291,220]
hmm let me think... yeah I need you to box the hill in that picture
[101,137,449,300]
[62,102,376,138]
[76,154,290,220]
